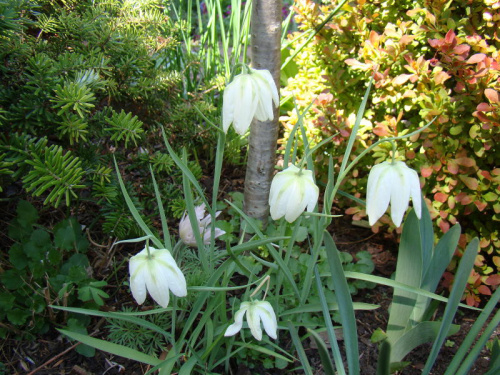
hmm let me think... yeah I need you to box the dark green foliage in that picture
[106,307,171,355]
[0,0,216,237]
[0,200,107,339]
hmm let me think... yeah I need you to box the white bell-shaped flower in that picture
[222,68,279,135]
[269,164,319,223]
[366,160,422,227]
[224,300,278,341]
[129,246,187,308]
[179,203,225,247]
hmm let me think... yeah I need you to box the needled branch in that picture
[243,0,282,228]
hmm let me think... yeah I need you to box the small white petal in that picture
[367,163,392,225]
[256,302,278,340]
[284,180,306,222]
[246,304,263,341]
[129,258,147,305]
[252,68,279,108]
[144,259,171,308]
[156,250,187,297]
[225,303,249,337]
[195,203,207,221]
[222,82,237,133]
[232,76,258,135]
[389,165,411,227]
[253,77,274,121]
[409,169,422,218]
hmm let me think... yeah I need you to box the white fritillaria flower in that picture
[366,160,422,227]
[179,204,225,247]
[269,164,319,223]
[222,68,279,135]
[224,300,278,341]
[129,246,187,308]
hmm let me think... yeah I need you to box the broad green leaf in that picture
[281,302,379,316]
[387,209,422,343]
[342,271,480,311]
[413,224,461,322]
[390,321,460,362]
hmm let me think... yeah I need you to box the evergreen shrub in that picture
[0,0,215,237]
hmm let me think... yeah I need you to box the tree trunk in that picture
[243,0,282,227]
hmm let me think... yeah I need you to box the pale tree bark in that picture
[243,0,282,227]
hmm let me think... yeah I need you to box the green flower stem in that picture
[390,140,397,164]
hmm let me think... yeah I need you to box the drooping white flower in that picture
[224,300,278,341]
[129,246,187,308]
[366,160,422,227]
[222,68,279,135]
[269,164,319,223]
[179,203,225,247]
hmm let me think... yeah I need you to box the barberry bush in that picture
[281,0,500,305]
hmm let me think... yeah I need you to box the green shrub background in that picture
[0,0,223,237]
[281,0,499,305]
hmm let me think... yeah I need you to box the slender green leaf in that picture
[377,341,391,375]
[341,272,480,310]
[418,194,434,274]
[456,309,500,375]
[423,224,461,291]
[113,157,163,249]
[445,287,500,375]
[58,329,161,366]
[216,236,290,258]
[338,79,372,176]
[179,355,198,375]
[161,131,209,208]
[314,266,346,375]
[422,238,479,375]
[149,165,172,249]
[181,150,208,270]
[287,321,314,375]
[324,231,360,375]
[51,306,171,338]
[307,328,336,375]
[238,342,293,363]
[225,200,300,298]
